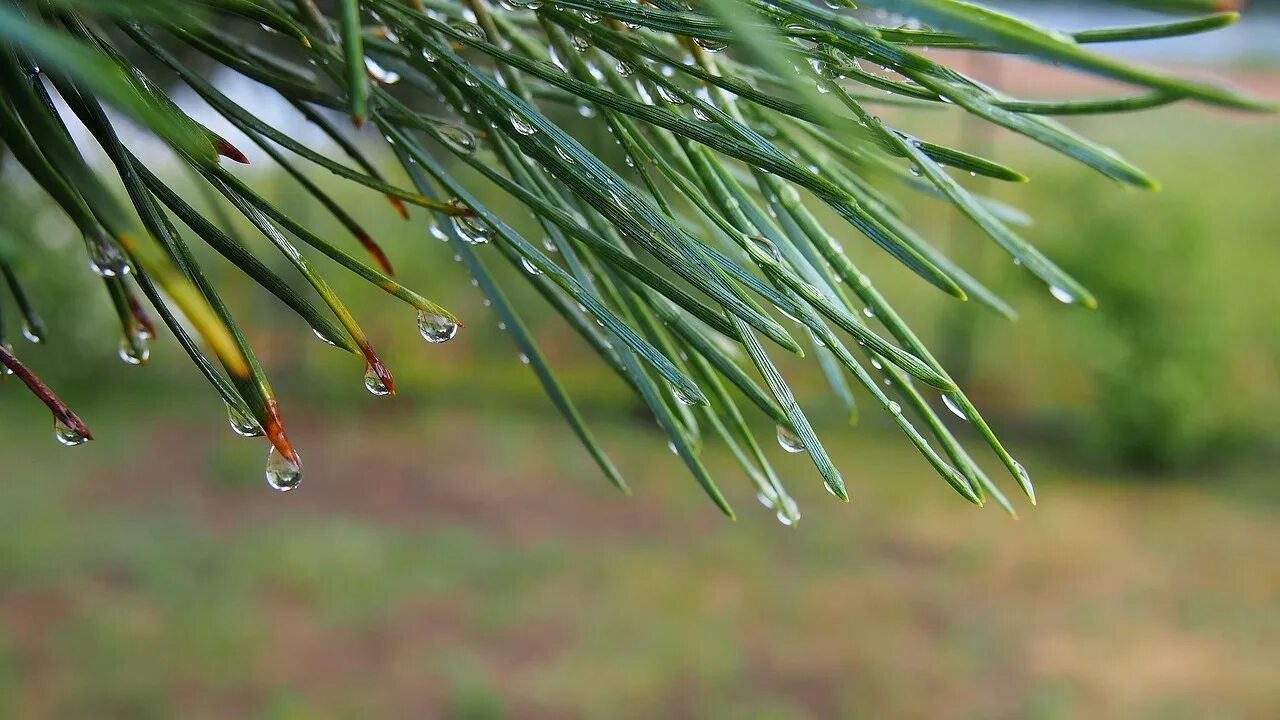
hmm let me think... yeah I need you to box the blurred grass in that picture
[0,80,1278,717]
[0,404,1276,719]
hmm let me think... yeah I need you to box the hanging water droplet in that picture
[581,11,600,24]
[692,106,711,122]
[509,113,537,135]
[554,145,576,164]
[615,60,635,77]
[53,418,89,447]
[776,425,805,453]
[862,306,875,318]
[942,393,967,420]
[694,37,727,52]
[118,335,149,365]
[670,383,698,406]
[747,235,781,262]
[448,21,485,41]
[417,310,459,343]
[313,327,339,347]
[774,495,800,525]
[520,255,543,275]
[264,446,302,492]
[655,84,685,105]
[87,231,130,277]
[1048,285,1076,304]
[0,343,13,376]
[1013,460,1032,488]
[437,125,478,155]
[450,214,493,244]
[668,440,679,455]
[363,56,401,84]
[887,401,902,415]
[21,322,43,344]
[518,353,530,365]
[227,403,264,437]
[363,364,391,396]
[571,33,591,52]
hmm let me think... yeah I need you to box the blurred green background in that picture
[1,36,1278,720]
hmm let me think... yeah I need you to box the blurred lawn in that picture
[0,405,1276,719]
[0,66,1278,717]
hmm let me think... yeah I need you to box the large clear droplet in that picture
[363,364,391,396]
[774,495,800,526]
[417,310,459,343]
[776,425,805,453]
[87,231,130,278]
[670,383,698,406]
[1013,460,1032,488]
[520,255,543,275]
[264,446,302,492]
[53,418,89,447]
[450,214,493,244]
[1049,285,1076,304]
[437,125,478,155]
[118,335,150,365]
[227,403,264,437]
[747,235,781,262]
[942,393,967,420]
[363,56,401,84]
[509,113,538,136]
[21,321,44,344]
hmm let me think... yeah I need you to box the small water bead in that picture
[448,21,485,41]
[655,84,685,105]
[581,11,600,23]
[21,322,44,344]
[450,214,494,244]
[1048,285,1076,304]
[747,235,781,262]
[692,106,711,122]
[1013,460,1032,489]
[227,403,264,437]
[776,425,805,453]
[670,383,698,406]
[438,125,478,155]
[498,0,542,9]
[363,57,401,84]
[363,364,391,396]
[430,224,449,242]
[694,37,727,52]
[87,233,130,278]
[520,255,543,275]
[554,146,576,164]
[774,495,800,525]
[615,60,635,77]
[571,33,591,52]
[118,336,150,365]
[862,306,875,318]
[518,353,530,365]
[264,446,302,492]
[887,401,902,415]
[417,310,459,343]
[941,393,967,420]
[509,113,538,136]
[53,418,89,447]
[0,343,13,376]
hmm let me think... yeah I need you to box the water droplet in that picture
[363,364,391,396]
[509,113,538,135]
[776,425,805,453]
[571,33,591,52]
[53,418,89,447]
[1013,460,1031,487]
[438,125,478,155]
[655,84,685,105]
[942,393,967,420]
[747,235,781,262]
[774,495,800,525]
[581,11,600,24]
[312,327,339,346]
[118,335,149,365]
[264,446,302,492]
[0,343,13,376]
[417,310,459,343]
[227,403,264,437]
[520,255,543,275]
[887,401,902,415]
[694,37,727,52]
[862,306,875,318]
[450,214,493,244]
[668,440,679,455]
[21,322,43,344]
[448,21,485,41]
[615,61,635,77]
[518,353,530,365]
[87,231,130,277]
[554,145,576,164]
[670,383,698,406]
[363,56,400,84]
[1049,285,1076,304]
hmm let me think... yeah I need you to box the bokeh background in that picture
[1,3,1278,718]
